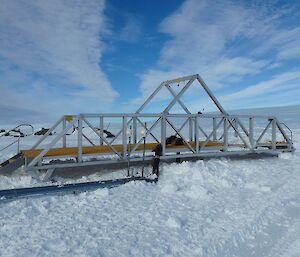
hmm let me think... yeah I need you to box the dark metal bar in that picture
[0,177,157,202]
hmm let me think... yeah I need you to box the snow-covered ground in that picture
[0,105,299,257]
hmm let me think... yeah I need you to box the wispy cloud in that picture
[0,0,118,122]
[134,0,300,110]
[221,70,300,104]
[119,14,142,43]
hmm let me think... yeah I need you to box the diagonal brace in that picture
[83,118,122,159]
[27,117,78,169]
[163,78,195,113]
[200,118,224,151]
[166,118,195,153]
[136,118,160,143]
[130,117,161,154]
[165,85,191,114]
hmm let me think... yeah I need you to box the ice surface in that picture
[0,105,299,257]
[282,238,300,257]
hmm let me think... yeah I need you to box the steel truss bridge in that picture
[0,74,295,181]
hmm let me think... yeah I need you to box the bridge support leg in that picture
[161,116,166,156]
[42,169,55,182]
[272,119,276,150]
[122,116,127,158]
[189,117,193,141]
[195,117,199,153]
[78,117,83,162]
[99,116,104,146]
[133,117,137,144]
[213,117,217,141]
[223,118,228,151]
[249,117,254,150]
[62,119,66,148]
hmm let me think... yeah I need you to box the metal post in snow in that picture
[195,116,199,153]
[127,124,132,177]
[133,117,137,144]
[99,116,104,146]
[189,117,193,141]
[17,137,20,154]
[223,117,228,151]
[62,118,66,148]
[249,117,254,150]
[213,117,217,141]
[161,115,166,156]
[122,116,127,159]
[272,118,276,150]
[77,116,83,163]
[141,122,147,178]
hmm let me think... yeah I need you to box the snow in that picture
[0,105,299,256]
[282,238,300,257]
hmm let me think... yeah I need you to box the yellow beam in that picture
[22,141,224,158]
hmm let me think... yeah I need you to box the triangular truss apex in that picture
[135,74,227,115]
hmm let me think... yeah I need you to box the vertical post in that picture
[272,118,276,150]
[122,116,127,159]
[77,116,83,162]
[213,117,217,140]
[62,118,66,148]
[189,117,193,141]
[223,117,228,151]
[127,124,132,177]
[17,137,20,154]
[133,117,137,144]
[141,123,147,178]
[161,115,166,156]
[249,117,254,150]
[195,116,199,153]
[99,116,104,146]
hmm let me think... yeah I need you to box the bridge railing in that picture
[24,112,294,172]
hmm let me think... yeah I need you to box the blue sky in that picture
[0,0,300,124]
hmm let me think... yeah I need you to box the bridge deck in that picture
[22,140,224,158]
[21,140,289,159]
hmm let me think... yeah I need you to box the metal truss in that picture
[20,74,294,180]
[136,74,227,115]
[24,113,294,178]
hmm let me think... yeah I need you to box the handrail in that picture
[0,124,34,138]
[0,138,20,153]
[0,124,34,154]
[80,113,276,119]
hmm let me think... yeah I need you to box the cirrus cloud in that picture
[0,0,118,123]
[133,0,300,111]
